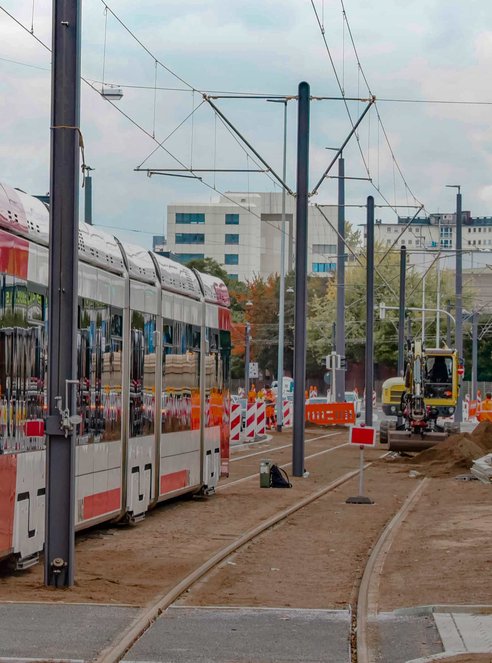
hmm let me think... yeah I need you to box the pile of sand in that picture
[405,421,492,478]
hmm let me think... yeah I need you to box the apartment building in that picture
[370,212,492,271]
[165,192,338,281]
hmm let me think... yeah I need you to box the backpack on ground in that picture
[269,464,292,488]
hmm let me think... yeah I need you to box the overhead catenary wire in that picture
[1,5,293,246]
[338,0,424,211]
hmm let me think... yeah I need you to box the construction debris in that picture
[471,453,492,483]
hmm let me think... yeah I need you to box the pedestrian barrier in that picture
[230,403,241,443]
[282,400,293,427]
[245,402,257,440]
[256,401,266,435]
[305,402,356,425]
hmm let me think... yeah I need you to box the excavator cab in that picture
[422,350,458,417]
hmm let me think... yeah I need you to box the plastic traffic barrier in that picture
[305,402,356,425]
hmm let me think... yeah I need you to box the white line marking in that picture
[231,431,340,462]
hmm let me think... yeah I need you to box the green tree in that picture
[306,245,471,378]
[184,257,229,282]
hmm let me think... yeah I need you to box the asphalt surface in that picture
[0,603,491,662]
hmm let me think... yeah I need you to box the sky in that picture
[0,0,491,250]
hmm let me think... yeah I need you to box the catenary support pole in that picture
[335,156,345,402]
[455,190,463,424]
[397,245,407,376]
[471,310,478,401]
[276,100,288,431]
[45,0,81,587]
[244,323,251,398]
[365,197,375,427]
[397,245,406,428]
[292,81,310,477]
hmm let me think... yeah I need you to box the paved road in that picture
[0,602,490,662]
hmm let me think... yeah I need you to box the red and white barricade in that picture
[256,401,266,435]
[245,402,257,441]
[282,399,293,427]
[230,403,241,443]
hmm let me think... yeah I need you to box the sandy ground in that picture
[0,427,490,626]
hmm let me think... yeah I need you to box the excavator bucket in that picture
[387,429,452,452]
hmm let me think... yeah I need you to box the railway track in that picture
[91,434,426,663]
[0,428,431,663]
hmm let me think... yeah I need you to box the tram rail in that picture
[93,439,382,663]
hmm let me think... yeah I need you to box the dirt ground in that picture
[0,426,490,628]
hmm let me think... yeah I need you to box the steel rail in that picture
[355,478,430,663]
[93,461,379,663]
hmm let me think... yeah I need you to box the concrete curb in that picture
[405,652,484,663]
[393,604,492,617]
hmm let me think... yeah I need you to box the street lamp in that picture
[267,98,288,431]
[244,300,253,398]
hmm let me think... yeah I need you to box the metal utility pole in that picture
[244,323,251,397]
[446,185,463,424]
[267,99,288,431]
[471,310,478,401]
[436,218,442,346]
[83,166,94,225]
[422,269,426,346]
[45,0,81,587]
[446,300,452,347]
[335,156,345,402]
[292,81,310,478]
[365,196,375,426]
[397,245,407,376]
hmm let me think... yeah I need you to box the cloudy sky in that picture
[0,0,490,249]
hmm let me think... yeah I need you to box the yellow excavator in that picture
[380,341,461,451]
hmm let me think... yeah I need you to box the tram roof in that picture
[152,253,202,300]
[194,271,230,307]
[0,181,229,305]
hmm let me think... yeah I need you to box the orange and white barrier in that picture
[305,402,356,425]
[230,403,241,443]
[283,400,293,427]
[256,401,266,435]
[245,402,257,441]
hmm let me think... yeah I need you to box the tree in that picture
[184,257,229,282]
[306,244,472,378]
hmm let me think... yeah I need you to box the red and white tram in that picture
[0,182,231,569]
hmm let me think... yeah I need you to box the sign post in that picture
[346,424,375,505]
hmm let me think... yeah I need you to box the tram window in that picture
[191,325,201,351]
[0,277,48,453]
[163,321,173,348]
[208,329,219,352]
[130,311,156,438]
[77,298,123,444]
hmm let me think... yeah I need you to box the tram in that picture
[0,182,231,569]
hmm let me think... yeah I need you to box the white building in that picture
[166,192,338,281]
[370,212,492,271]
